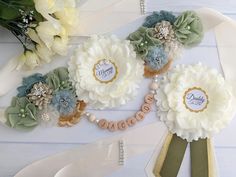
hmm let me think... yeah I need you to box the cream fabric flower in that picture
[155,63,235,142]
[68,35,144,109]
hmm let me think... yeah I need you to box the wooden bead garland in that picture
[83,76,158,132]
[96,93,153,132]
[95,92,153,132]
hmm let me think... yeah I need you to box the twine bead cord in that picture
[83,75,159,132]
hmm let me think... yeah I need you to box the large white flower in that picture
[68,35,144,109]
[155,63,235,142]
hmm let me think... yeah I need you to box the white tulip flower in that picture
[51,29,69,56]
[36,21,61,48]
[34,0,76,17]
[34,0,61,15]
[54,8,79,35]
[36,44,55,63]
[27,28,41,44]
[18,51,40,69]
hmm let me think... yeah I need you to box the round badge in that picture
[93,59,118,83]
[183,87,209,113]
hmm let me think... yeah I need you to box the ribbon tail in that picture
[190,138,209,177]
[14,123,167,177]
[153,134,188,177]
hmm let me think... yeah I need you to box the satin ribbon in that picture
[196,8,236,100]
[14,123,168,177]
[151,134,216,177]
[77,0,142,36]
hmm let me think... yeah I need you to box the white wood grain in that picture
[1,0,236,177]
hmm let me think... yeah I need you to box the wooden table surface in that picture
[0,1,236,177]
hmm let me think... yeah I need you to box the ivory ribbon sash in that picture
[14,123,168,177]
[196,8,236,100]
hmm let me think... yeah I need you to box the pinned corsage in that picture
[128,10,203,77]
[0,0,79,69]
[5,67,86,130]
[155,63,234,142]
[69,35,144,109]
[152,63,235,177]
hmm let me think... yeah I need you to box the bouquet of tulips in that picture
[0,0,79,69]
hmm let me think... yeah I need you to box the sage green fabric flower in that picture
[5,97,38,130]
[174,11,203,46]
[127,27,161,58]
[46,67,73,92]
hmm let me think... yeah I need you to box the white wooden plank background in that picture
[1,0,236,177]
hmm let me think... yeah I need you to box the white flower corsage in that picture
[68,35,144,109]
[0,0,79,69]
[155,63,235,142]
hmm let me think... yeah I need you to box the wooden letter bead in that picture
[108,121,118,132]
[135,111,145,121]
[126,117,137,127]
[141,103,151,114]
[117,120,128,131]
[150,82,159,90]
[145,94,154,104]
[98,119,108,129]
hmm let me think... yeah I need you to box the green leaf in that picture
[0,3,20,20]
[33,10,44,22]
[16,0,34,6]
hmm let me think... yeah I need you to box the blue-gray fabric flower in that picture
[17,73,46,97]
[145,47,168,70]
[143,10,176,28]
[51,90,76,116]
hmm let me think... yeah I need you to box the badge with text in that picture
[183,87,209,113]
[93,59,118,83]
